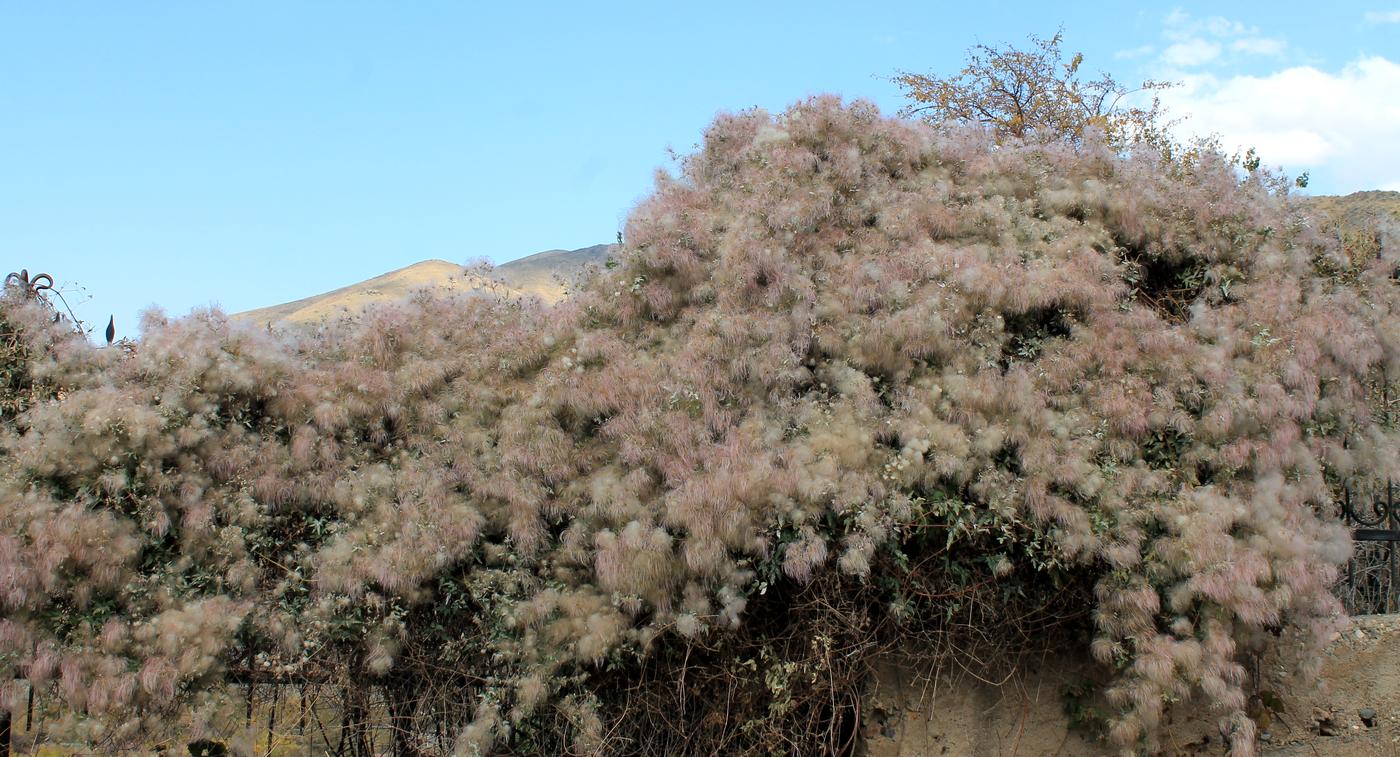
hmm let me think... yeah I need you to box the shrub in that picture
[2,97,1397,755]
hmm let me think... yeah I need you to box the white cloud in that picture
[1164,11,1250,41]
[1364,10,1400,23]
[1163,8,1191,29]
[1230,37,1286,56]
[1202,16,1249,38]
[1163,39,1222,67]
[1157,11,1286,67]
[1157,56,1400,193]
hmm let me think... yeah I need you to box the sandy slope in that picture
[232,259,500,327]
[232,244,613,328]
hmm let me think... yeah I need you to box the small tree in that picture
[895,31,1174,148]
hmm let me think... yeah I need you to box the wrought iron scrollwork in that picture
[4,269,55,297]
[1337,404,1399,614]
[1342,480,1399,541]
[3,269,108,341]
[1339,476,1400,614]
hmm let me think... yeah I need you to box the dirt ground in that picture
[863,614,1400,756]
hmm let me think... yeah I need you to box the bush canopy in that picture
[2,97,1398,755]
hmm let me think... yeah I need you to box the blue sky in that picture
[2,2,1397,339]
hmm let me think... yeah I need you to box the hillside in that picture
[1306,190,1400,230]
[492,243,614,298]
[233,243,613,327]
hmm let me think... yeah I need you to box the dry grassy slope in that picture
[233,244,614,328]
[1306,190,1400,230]
[492,243,614,297]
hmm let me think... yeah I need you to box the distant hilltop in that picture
[1306,190,1400,230]
[232,244,614,328]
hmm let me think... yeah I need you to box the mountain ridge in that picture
[233,243,614,327]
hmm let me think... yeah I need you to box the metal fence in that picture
[1336,381,1400,616]
[1338,477,1400,615]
